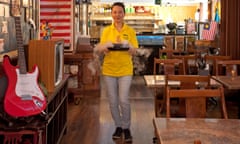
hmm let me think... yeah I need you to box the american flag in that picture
[201,21,217,40]
[40,0,73,51]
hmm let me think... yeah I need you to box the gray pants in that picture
[103,75,132,129]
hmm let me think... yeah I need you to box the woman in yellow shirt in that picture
[96,2,138,142]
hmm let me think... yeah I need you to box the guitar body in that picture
[3,55,47,117]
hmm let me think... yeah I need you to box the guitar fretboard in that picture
[14,17,27,74]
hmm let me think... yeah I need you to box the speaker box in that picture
[28,39,64,92]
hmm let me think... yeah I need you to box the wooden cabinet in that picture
[45,75,69,144]
[28,39,65,92]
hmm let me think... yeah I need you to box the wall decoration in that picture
[1,21,8,33]
[22,0,28,7]
[0,4,4,16]
[0,4,9,17]
[29,0,32,7]
[0,0,9,4]
[40,0,74,51]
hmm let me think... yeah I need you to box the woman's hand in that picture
[128,47,137,56]
[127,43,137,56]
[94,42,113,54]
[122,40,137,56]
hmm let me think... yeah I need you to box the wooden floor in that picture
[60,76,239,144]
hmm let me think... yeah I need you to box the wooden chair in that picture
[175,36,185,52]
[185,36,196,54]
[194,40,213,54]
[172,55,198,75]
[153,58,185,117]
[216,60,240,76]
[215,60,240,106]
[205,55,232,75]
[163,36,174,49]
[153,58,186,75]
[159,49,175,59]
[165,75,228,119]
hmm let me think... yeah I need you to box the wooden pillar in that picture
[221,0,240,59]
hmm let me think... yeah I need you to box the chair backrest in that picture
[194,40,212,55]
[159,49,175,59]
[195,40,213,47]
[216,60,240,76]
[175,36,184,52]
[165,75,228,119]
[153,58,186,75]
[205,55,232,75]
[172,55,197,75]
[164,36,174,49]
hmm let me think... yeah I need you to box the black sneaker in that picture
[112,127,123,139]
[123,129,132,143]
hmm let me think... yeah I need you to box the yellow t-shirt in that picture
[100,23,139,77]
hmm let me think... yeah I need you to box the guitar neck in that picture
[14,17,27,74]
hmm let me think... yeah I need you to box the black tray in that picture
[108,47,129,51]
[108,44,129,51]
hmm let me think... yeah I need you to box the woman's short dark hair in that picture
[111,2,125,13]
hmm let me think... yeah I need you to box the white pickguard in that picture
[15,67,45,101]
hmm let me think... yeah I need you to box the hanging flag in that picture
[214,0,221,23]
[214,7,220,23]
[201,21,217,40]
[216,0,221,20]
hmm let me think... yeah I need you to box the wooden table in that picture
[144,75,221,117]
[212,76,240,90]
[143,75,179,88]
[153,117,240,144]
[212,76,240,118]
[144,75,220,87]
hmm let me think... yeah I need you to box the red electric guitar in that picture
[2,1,47,117]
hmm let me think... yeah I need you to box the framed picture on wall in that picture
[186,22,196,34]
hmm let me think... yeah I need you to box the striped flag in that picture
[201,21,217,40]
[40,0,73,50]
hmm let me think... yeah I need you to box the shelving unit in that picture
[90,13,161,38]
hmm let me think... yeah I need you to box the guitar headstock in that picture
[10,0,21,17]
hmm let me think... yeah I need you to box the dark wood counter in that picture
[0,75,69,144]
[64,52,100,104]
